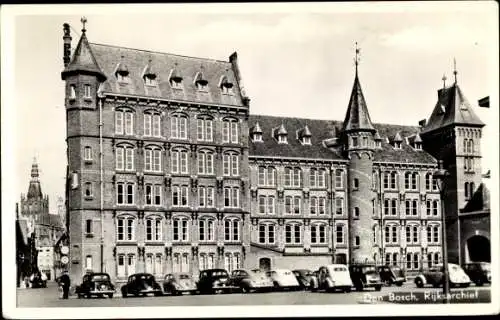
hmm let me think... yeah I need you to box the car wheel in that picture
[415,278,424,288]
[108,293,113,298]
[86,293,91,299]
[121,290,128,298]
[241,285,250,294]
[384,280,391,287]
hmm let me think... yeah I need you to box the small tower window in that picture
[302,137,311,145]
[355,236,360,246]
[375,140,381,148]
[278,135,287,144]
[84,84,91,99]
[353,178,359,190]
[352,137,359,147]
[253,133,262,142]
[353,207,360,218]
[84,182,93,198]
[362,136,368,147]
[83,146,93,162]
[69,85,76,101]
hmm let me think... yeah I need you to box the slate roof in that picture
[85,42,245,107]
[342,72,375,132]
[462,183,490,213]
[61,31,106,81]
[35,213,65,230]
[422,84,484,133]
[248,114,437,164]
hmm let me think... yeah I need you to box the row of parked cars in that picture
[74,261,490,299]
[414,262,491,288]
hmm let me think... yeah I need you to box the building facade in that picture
[61,24,489,283]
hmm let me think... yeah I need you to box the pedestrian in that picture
[59,270,71,299]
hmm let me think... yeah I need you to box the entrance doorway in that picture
[259,258,271,271]
[467,235,490,262]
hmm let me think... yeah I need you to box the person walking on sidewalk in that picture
[59,271,71,299]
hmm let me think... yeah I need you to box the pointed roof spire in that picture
[342,42,375,133]
[277,123,288,135]
[394,131,403,142]
[442,74,447,89]
[61,19,106,82]
[81,16,87,33]
[373,130,382,140]
[453,58,458,84]
[301,125,312,137]
[414,132,423,143]
[252,122,262,134]
[31,156,39,180]
[27,157,43,199]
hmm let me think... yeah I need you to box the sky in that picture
[2,2,498,215]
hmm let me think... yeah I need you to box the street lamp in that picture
[433,160,450,303]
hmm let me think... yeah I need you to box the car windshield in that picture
[281,271,292,275]
[139,274,154,280]
[362,266,377,273]
[91,274,110,281]
[179,274,190,279]
[210,271,228,277]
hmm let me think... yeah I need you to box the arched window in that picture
[335,224,345,244]
[145,215,162,242]
[384,223,399,244]
[144,145,162,172]
[199,217,215,242]
[171,148,189,174]
[116,144,135,171]
[434,252,440,265]
[172,216,190,242]
[144,111,161,137]
[309,168,317,188]
[335,197,344,215]
[224,218,240,242]
[425,173,432,191]
[115,108,134,135]
[144,183,162,206]
[116,182,135,205]
[197,115,213,142]
[116,215,136,241]
[311,223,327,244]
[390,171,398,189]
[223,151,239,177]
[470,182,475,198]
[198,149,214,175]
[171,114,188,139]
[392,253,399,266]
[310,196,317,215]
[285,223,302,244]
[469,139,474,154]
[413,253,420,269]
[222,118,239,143]
[258,223,275,244]
[335,169,343,189]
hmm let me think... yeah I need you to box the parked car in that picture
[317,264,353,293]
[266,269,300,291]
[462,262,491,286]
[349,264,382,291]
[292,269,316,290]
[197,269,237,294]
[76,272,115,298]
[121,273,163,297]
[376,265,406,286]
[414,263,471,288]
[162,273,198,295]
[228,269,274,293]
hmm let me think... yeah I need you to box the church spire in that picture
[27,157,43,200]
[342,42,375,132]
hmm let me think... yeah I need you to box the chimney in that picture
[418,119,426,128]
[63,23,72,67]
[229,52,250,107]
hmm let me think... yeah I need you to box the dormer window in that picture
[253,133,262,142]
[298,125,312,145]
[375,140,382,148]
[393,132,403,150]
[251,122,263,143]
[143,60,157,86]
[115,56,130,83]
[170,64,183,89]
[220,74,234,95]
[278,135,287,144]
[374,131,382,148]
[275,124,288,144]
[414,142,422,150]
[394,142,402,149]
[302,137,311,145]
[69,85,76,101]
[413,133,423,151]
[195,70,209,91]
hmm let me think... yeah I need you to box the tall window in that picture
[171,149,189,174]
[285,223,302,244]
[335,169,343,189]
[144,112,161,137]
[406,224,419,244]
[258,195,275,215]
[197,150,214,175]
[222,118,239,143]
[85,219,93,234]
[144,147,162,172]
[223,152,239,176]
[224,253,241,273]
[173,254,190,273]
[384,198,398,216]
[145,216,162,241]
[173,217,189,242]
[311,224,327,244]
[258,166,276,186]
[310,197,326,215]
[335,225,345,244]
[83,146,93,161]
[115,109,134,135]
[284,196,301,214]
[172,185,189,207]
[405,199,418,216]
[84,182,93,197]
[427,225,440,244]
[258,223,275,244]
[224,218,240,242]
[284,167,301,187]
[223,187,239,208]
[198,187,215,208]
[116,182,134,205]
[335,197,344,215]
[117,254,126,277]
[310,169,326,188]
[171,114,188,139]
[199,218,215,242]
[197,117,213,142]
[145,184,162,206]
[384,224,399,244]
[116,145,135,171]
[117,216,135,241]
[384,171,398,189]
[404,172,419,190]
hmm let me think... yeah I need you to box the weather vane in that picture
[453,58,458,83]
[81,16,87,33]
[354,42,361,69]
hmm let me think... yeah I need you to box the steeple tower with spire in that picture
[341,43,377,264]
[20,157,50,219]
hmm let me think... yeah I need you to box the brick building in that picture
[61,24,490,284]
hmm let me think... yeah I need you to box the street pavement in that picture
[16,281,490,308]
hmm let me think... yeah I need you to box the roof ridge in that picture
[89,42,231,64]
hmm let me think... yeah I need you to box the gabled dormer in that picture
[297,125,312,145]
[410,133,423,150]
[115,55,130,83]
[219,71,234,95]
[392,132,403,149]
[251,122,263,142]
[169,63,183,89]
[274,123,288,144]
[142,59,157,86]
[373,131,382,149]
[194,66,209,91]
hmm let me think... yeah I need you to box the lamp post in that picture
[434,160,450,303]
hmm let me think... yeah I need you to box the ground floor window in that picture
[224,253,240,273]
[199,253,215,271]
[173,254,190,273]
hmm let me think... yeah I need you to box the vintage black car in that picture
[376,265,406,286]
[292,269,316,290]
[197,269,237,294]
[163,273,198,295]
[349,264,382,291]
[228,269,273,293]
[121,273,163,297]
[76,272,115,298]
[462,262,491,286]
